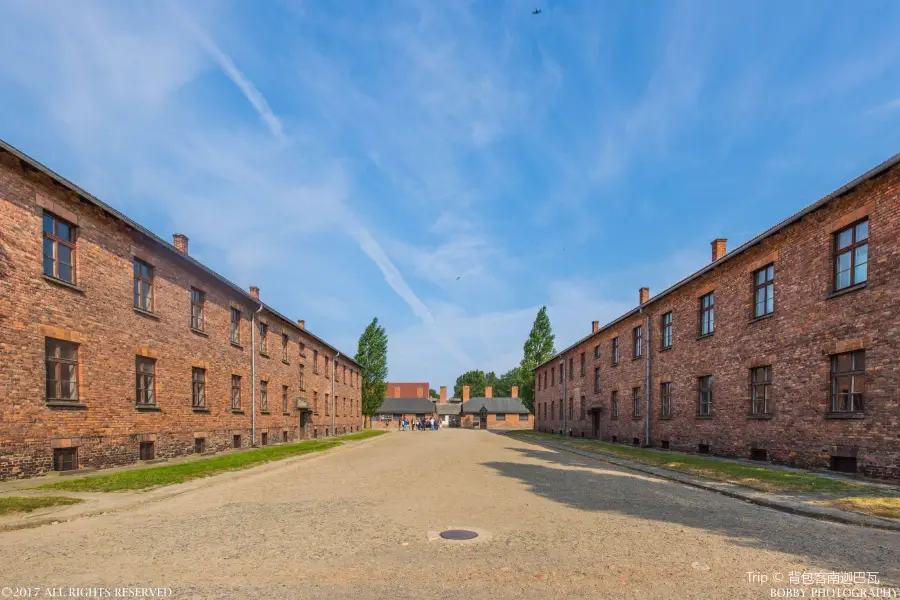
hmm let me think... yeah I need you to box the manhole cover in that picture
[440,529,478,540]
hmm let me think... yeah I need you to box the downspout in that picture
[251,303,263,446]
[643,309,652,447]
[332,351,340,436]
[561,359,567,436]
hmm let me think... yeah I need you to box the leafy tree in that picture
[453,370,498,399]
[493,367,523,398]
[518,306,556,411]
[429,388,439,399]
[355,317,388,425]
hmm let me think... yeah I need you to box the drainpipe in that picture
[332,351,340,436]
[251,303,263,446]
[561,359,567,436]
[643,309,652,447]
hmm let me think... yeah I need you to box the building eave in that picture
[535,151,900,371]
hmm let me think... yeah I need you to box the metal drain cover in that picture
[440,529,478,540]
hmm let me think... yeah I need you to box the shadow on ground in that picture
[484,439,900,583]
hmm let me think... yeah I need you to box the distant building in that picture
[371,397,436,429]
[459,386,533,430]
[386,382,430,399]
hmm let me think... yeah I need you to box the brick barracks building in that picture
[0,139,362,480]
[534,152,900,478]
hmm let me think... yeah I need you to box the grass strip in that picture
[509,431,867,494]
[0,496,83,515]
[337,430,386,441]
[820,497,900,520]
[38,439,342,492]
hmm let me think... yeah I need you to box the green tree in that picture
[518,306,556,411]
[453,370,499,399]
[494,367,523,398]
[355,317,388,425]
[429,388,439,399]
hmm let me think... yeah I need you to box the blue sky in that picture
[2,0,899,390]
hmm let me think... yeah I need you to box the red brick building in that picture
[459,385,533,430]
[0,139,362,479]
[386,381,430,399]
[534,153,900,478]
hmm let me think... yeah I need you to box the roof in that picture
[461,397,531,415]
[536,150,900,370]
[374,397,436,414]
[435,403,461,415]
[0,138,358,368]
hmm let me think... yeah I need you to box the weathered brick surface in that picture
[535,163,900,478]
[0,149,361,479]
[459,413,533,430]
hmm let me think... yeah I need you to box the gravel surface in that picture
[0,429,897,599]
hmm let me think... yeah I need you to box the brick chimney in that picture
[592,320,599,333]
[173,233,189,254]
[485,386,492,398]
[711,238,727,262]
[249,286,260,299]
[511,386,518,398]
[639,287,650,305]
[439,386,447,403]
[463,386,470,402]
[297,319,305,329]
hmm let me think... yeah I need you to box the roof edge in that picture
[535,150,900,371]
[0,138,358,367]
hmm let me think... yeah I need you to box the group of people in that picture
[400,416,440,431]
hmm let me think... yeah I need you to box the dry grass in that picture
[821,496,900,520]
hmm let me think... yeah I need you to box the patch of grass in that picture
[564,440,867,493]
[821,497,900,519]
[0,496,83,515]
[338,430,386,441]
[508,431,561,441]
[38,439,342,492]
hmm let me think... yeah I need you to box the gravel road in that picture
[0,429,897,599]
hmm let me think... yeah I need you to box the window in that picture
[580,352,586,376]
[190,288,205,330]
[519,413,529,422]
[568,396,574,418]
[749,366,772,415]
[135,356,156,405]
[661,312,673,349]
[594,367,600,393]
[230,308,241,344]
[660,382,672,417]
[551,366,555,386]
[282,334,289,361]
[834,219,868,291]
[42,213,76,283]
[611,391,619,418]
[496,413,506,421]
[753,265,775,318]
[299,365,305,390]
[45,338,78,402]
[133,258,154,312]
[192,367,206,408]
[611,337,619,366]
[831,350,865,413]
[139,441,155,461]
[633,326,643,358]
[282,385,289,413]
[594,344,600,359]
[326,393,330,415]
[313,391,319,414]
[699,292,714,336]
[260,380,268,411]
[568,358,574,380]
[698,375,713,416]
[632,387,641,417]
[231,375,241,409]
[343,365,347,384]
[313,350,319,374]
[53,448,77,472]
[551,400,555,420]
[542,402,547,421]
[259,322,268,355]
[325,356,330,378]
[580,395,586,420]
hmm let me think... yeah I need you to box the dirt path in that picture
[0,429,897,599]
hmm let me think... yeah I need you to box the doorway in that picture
[591,411,600,438]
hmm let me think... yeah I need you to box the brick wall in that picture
[535,162,900,478]
[460,413,533,430]
[0,149,362,479]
